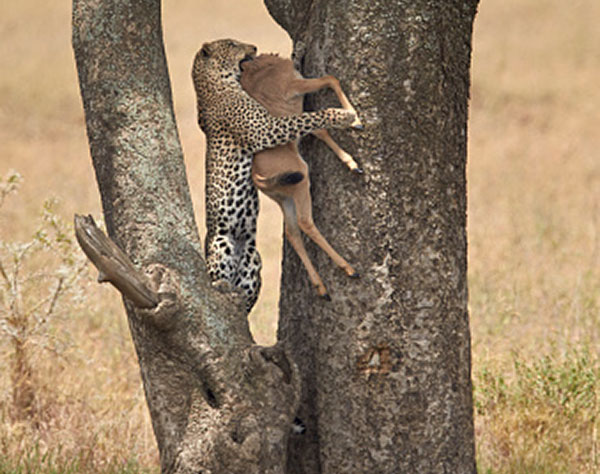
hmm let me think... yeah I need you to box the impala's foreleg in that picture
[290,76,362,128]
[311,129,362,174]
[290,76,363,172]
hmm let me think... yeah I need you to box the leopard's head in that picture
[192,38,257,84]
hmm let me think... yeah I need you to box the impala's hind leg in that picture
[280,198,330,299]
[293,178,358,279]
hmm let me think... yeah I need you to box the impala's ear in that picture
[200,43,212,58]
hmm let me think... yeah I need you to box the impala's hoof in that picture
[348,111,363,129]
[322,293,332,302]
[349,271,360,279]
[352,167,364,175]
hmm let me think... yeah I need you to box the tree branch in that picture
[74,214,158,308]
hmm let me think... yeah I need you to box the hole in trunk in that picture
[203,382,219,409]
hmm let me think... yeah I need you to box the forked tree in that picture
[72,0,478,473]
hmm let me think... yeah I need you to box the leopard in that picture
[192,38,358,312]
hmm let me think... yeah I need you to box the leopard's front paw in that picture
[328,108,362,130]
[341,108,358,128]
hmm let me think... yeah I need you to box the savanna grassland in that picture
[0,0,598,472]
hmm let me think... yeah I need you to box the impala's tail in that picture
[254,171,304,187]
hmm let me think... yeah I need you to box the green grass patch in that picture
[475,349,599,473]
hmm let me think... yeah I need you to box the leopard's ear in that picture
[200,42,212,58]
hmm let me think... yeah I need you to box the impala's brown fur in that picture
[240,54,361,299]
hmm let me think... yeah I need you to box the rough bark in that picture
[72,1,300,472]
[264,1,479,472]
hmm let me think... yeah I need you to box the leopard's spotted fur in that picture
[192,39,356,312]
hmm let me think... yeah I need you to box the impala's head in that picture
[192,38,257,83]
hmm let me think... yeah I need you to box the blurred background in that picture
[0,0,598,472]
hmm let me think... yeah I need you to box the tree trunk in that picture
[264,1,478,472]
[72,1,300,472]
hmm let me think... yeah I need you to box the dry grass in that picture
[0,0,598,472]
[470,0,600,471]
